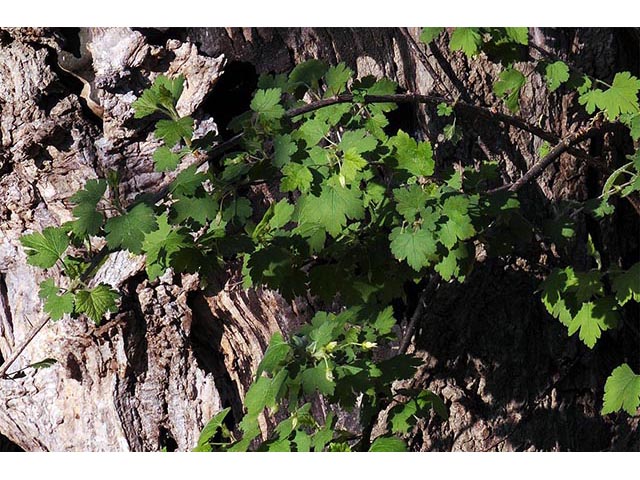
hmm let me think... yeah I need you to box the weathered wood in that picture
[0,27,638,452]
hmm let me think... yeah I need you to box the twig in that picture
[0,316,50,378]
[489,120,610,194]
[399,275,439,355]
[288,93,559,144]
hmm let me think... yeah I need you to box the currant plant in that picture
[422,27,640,417]
[19,27,640,451]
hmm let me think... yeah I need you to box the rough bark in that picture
[0,27,638,451]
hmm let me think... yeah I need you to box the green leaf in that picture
[602,364,640,415]
[340,149,368,184]
[583,197,615,219]
[622,113,640,141]
[369,435,407,452]
[545,61,570,92]
[435,243,469,281]
[269,200,295,229]
[301,365,335,395]
[243,376,272,417]
[153,146,186,172]
[170,165,207,197]
[294,118,330,147]
[197,408,231,449]
[324,63,353,96]
[21,227,69,268]
[250,88,285,120]
[389,226,438,271]
[339,129,378,154]
[273,134,297,168]
[156,75,185,104]
[39,279,74,321]
[75,284,119,325]
[105,203,158,254]
[155,116,194,148]
[28,358,57,370]
[142,214,191,280]
[389,130,434,177]
[439,195,475,247]
[567,299,618,349]
[288,60,328,91]
[171,193,218,226]
[579,72,640,119]
[281,162,313,193]
[420,28,443,44]
[493,68,526,113]
[504,27,528,45]
[373,307,396,336]
[612,262,640,306]
[436,102,453,117]
[132,75,184,119]
[298,181,364,237]
[393,185,433,221]
[70,179,107,237]
[222,197,253,224]
[449,28,482,57]
[256,332,291,377]
[389,400,418,434]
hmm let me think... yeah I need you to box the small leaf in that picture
[545,61,570,92]
[29,358,57,370]
[250,88,285,120]
[39,279,74,321]
[504,27,528,45]
[324,63,353,96]
[197,408,231,449]
[105,203,158,254]
[436,102,453,117]
[269,200,295,229]
[369,435,407,452]
[75,284,119,325]
[612,262,640,306]
[339,129,378,154]
[281,162,313,193]
[298,181,365,238]
[273,134,297,168]
[493,68,526,113]
[389,130,434,177]
[301,365,335,395]
[567,299,618,349]
[389,226,438,271]
[602,363,640,415]
[69,179,107,237]
[449,28,482,57]
[256,332,291,377]
[153,146,187,172]
[579,72,640,120]
[288,60,328,91]
[420,27,443,44]
[21,227,69,269]
[155,117,194,148]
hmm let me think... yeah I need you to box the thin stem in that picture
[489,119,612,194]
[0,316,51,378]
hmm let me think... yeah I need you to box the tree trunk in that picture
[0,27,637,451]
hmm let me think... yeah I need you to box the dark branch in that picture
[399,275,439,355]
[490,119,610,194]
[287,92,561,145]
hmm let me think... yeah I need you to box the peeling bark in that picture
[0,27,637,451]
